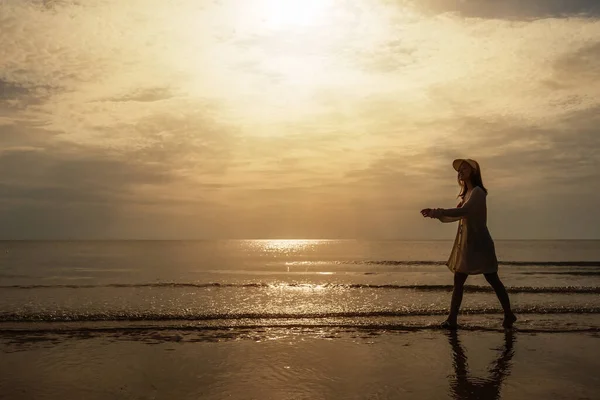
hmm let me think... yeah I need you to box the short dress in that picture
[436,186,498,275]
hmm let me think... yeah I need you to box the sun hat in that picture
[453,158,480,172]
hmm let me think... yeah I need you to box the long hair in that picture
[458,166,488,199]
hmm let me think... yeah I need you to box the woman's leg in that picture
[446,272,469,326]
[484,272,517,328]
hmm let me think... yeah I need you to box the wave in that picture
[1,324,599,336]
[520,271,600,276]
[315,260,600,267]
[0,282,598,294]
[1,307,599,323]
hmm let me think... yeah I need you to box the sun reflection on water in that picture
[239,239,337,273]
[241,239,334,254]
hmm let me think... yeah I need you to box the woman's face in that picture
[457,162,473,182]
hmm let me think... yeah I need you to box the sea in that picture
[1,240,599,334]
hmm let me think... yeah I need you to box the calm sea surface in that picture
[0,240,599,333]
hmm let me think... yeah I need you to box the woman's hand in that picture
[421,208,442,218]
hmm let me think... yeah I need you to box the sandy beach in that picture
[1,327,599,400]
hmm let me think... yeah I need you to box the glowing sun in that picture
[259,0,333,29]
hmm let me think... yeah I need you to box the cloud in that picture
[413,0,600,19]
[0,122,231,239]
[0,79,29,100]
[104,87,175,103]
[549,41,600,88]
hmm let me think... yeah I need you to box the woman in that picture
[421,159,516,329]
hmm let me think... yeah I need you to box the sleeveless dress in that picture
[435,186,498,275]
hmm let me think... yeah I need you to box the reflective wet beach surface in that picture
[1,329,599,400]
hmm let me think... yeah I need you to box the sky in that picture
[1,0,599,240]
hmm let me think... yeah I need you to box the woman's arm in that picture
[435,200,463,223]
[438,214,462,223]
[433,187,485,219]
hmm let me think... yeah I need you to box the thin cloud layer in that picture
[0,0,599,239]
[413,0,600,19]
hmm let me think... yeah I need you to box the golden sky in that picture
[1,0,600,239]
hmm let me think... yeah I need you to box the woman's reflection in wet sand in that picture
[448,331,515,400]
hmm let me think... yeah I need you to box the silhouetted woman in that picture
[421,159,516,329]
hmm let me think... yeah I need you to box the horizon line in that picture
[0,238,599,242]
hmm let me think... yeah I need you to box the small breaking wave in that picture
[1,306,599,323]
[285,260,600,267]
[2,324,599,337]
[0,282,598,294]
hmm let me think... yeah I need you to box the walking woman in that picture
[421,159,516,329]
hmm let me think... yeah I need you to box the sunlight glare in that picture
[268,283,328,291]
[261,0,333,29]
[258,239,321,253]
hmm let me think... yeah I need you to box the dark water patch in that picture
[0,282,268,289]
[0,273,31,279]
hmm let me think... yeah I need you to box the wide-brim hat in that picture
[453,158,480,172]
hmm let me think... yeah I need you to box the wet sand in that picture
[1,328,599,400]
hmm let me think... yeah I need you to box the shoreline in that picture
[1,313,599,334]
